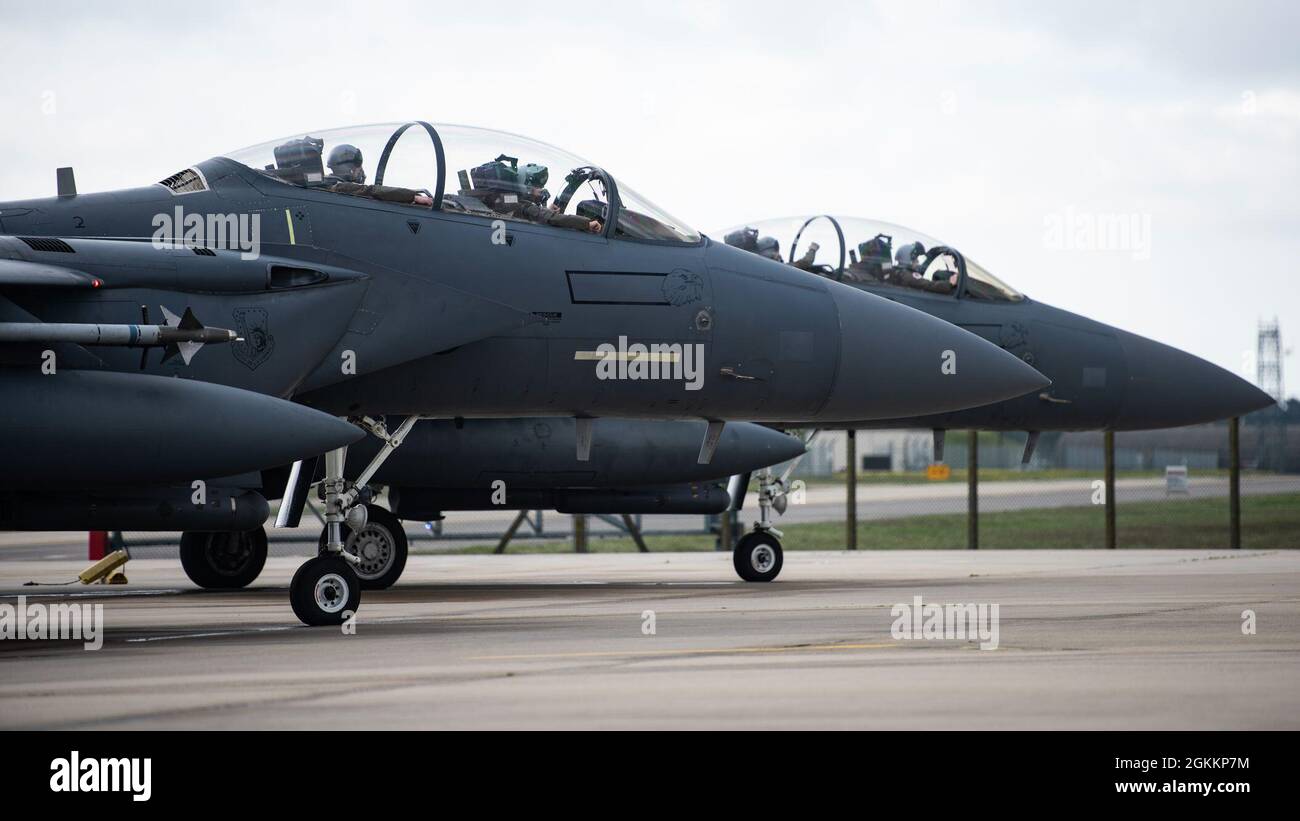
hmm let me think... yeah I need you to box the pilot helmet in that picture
[755,236,782,260]
[724,227,760,252]
[895,241,926,267]
[859,233,892,262]
[520,163,549,189]
[327,144,366,183]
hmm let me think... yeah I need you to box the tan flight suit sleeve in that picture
[326,181,422,204]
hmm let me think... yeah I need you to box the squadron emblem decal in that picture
[231,308,275,370]
[662,269,704,306]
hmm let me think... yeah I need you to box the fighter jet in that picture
[0,122,1047,623]
[715,214,1277,563]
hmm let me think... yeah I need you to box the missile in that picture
[0,306,238,365]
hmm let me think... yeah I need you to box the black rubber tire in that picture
[179,528,268,589]
[316,503,409,590]
[289,555,361,626]
[733,530,783,582]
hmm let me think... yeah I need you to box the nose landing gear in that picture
[290,415,421,625]
[733,465,787,582]
[730,431,817,583]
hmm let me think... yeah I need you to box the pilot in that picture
[755,235,783,261]
[477,166,602,234]
[844,234,892,283]
[886,241,956,294]
[322,144,434,207]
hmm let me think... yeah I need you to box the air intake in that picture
[19,237,75,253]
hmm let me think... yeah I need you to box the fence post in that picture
[1230,416,1241,550]
[846,429,858,550]
[573,514,588,553]
[967,431,978,550]
[719,508,732,552]
[1104,430,1116,549]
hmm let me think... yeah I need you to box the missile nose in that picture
[1113,331,1277,429]
[816,283,1050,422]
[713,422,807,474]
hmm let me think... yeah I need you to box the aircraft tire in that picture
[179,527,268,589]
[733,530,783,582]
[290,555,360,626]
[316,504,409,590]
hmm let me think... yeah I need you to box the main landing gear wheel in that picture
[290,555,360,626]
[316,503,408,590]
[733,530,783,583]
[179,527,268,589]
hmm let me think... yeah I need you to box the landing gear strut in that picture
[289,415,420,625]
[179,527,268,589]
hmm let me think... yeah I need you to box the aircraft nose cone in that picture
[817,284,1050,422]
[1113,331,1277,429]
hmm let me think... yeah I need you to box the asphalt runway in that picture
[1,549,1297,729]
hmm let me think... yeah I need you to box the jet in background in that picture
[0,123,1047,623]
[715,214,1277,564]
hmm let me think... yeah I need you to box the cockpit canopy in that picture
[220,122,700,244]
[714,215,1024,302]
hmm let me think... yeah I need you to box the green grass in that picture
[794,468,1254,486]
[443,492,1300,553]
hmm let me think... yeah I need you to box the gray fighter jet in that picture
[715,215,1276,562]
[0,123,1047,623]
[718,215,1273,432]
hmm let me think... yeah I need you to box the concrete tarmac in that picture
[0,550,1297,729]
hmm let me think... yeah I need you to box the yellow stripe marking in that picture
[470,642,896,661]
[574,350,680,363]
[285,209,296,244]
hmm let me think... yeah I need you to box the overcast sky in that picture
[2,0,1296,396]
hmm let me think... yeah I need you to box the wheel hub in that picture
[751,545,775,573]
[208,533,251,575]
[314,573,349,614]
[347,525,394,578]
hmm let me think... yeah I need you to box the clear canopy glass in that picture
[220,122,700,244]
[713,215,1023,302]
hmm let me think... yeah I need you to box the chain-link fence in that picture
[60,404,1300,560]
